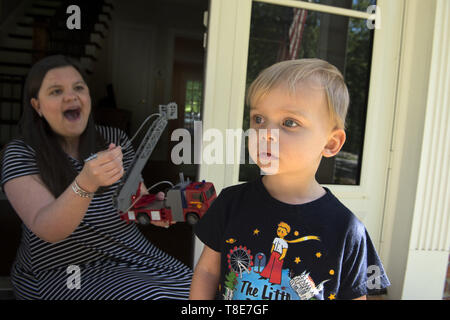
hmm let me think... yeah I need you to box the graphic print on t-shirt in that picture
[222,221,330,300]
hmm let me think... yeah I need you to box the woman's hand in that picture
[139,184,175,228]
[151,220,176,228]
[77,143,124,192]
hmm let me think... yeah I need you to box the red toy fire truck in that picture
[112,102,216,226]
[119,177,216,226]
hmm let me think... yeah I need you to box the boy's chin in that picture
[258,163,280,175]
[248,153,280,175]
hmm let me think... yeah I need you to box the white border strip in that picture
[255,0,372,20]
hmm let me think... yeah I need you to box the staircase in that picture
[0,0,114,147]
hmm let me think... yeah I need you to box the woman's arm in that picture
[5,174,92,243]
[3,144,123,243]
[190,244,221,300]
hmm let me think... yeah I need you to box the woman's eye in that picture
[283,119,299,128]
[50,89,62,95]
[75,85,85,91]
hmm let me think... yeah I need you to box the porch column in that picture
[382,0,450,300]
[195,0,252,266]
[401,0,450,299]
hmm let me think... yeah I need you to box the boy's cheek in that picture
[247,138,258,164]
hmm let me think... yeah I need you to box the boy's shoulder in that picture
[321,188,366,234]
[214,180,257,203]
[322,188,358,217]
[219,180,252,195]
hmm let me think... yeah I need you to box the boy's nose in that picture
[260,128,279,143]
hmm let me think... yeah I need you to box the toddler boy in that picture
[190,59,390,300]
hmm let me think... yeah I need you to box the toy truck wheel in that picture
[186,212,200,225]
[137,212,151,225]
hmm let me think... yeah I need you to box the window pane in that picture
[239,0,375,185]
[184,80,203,130]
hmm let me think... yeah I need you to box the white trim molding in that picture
[411,0,450,254]
[198,0,252,191]
[255,0,371,19]
[195,0,252,266]
[402,0,450,299]
[382,0,450,300]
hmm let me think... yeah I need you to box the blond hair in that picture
[246,59,350,129]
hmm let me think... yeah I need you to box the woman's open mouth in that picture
[63,107,81,121]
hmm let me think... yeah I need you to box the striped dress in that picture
[0,126,192,300]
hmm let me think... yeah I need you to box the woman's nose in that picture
[63,91,78,102]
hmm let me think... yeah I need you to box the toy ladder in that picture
[113,105,173,213]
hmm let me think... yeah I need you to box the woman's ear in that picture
[322,129,346,158]
[30,98,42,117]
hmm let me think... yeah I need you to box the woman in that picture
[1,55,192,299]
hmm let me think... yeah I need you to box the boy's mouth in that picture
[258,152,278,159]
[63,107,81,121]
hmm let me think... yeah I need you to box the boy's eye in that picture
[283,119,299,128]
[252,115,264,124]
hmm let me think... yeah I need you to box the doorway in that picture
[110,0,208,268]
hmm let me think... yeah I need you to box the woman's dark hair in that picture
[19,55,107,197]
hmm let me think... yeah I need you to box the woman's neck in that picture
[60,136,80,160]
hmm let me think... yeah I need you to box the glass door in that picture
[199,0,404,255]
[240,0,377,186]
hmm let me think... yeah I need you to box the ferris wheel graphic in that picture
[227,245,253,278]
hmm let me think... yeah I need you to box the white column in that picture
[401,0,450,299]
[194,0,252,267]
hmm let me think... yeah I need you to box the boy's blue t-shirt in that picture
[194,177,390,300]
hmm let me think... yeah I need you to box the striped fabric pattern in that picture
[1,126,192,300]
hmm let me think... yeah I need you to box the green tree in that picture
[224,271,238,290]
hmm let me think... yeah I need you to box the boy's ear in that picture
[322,129,346,158]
